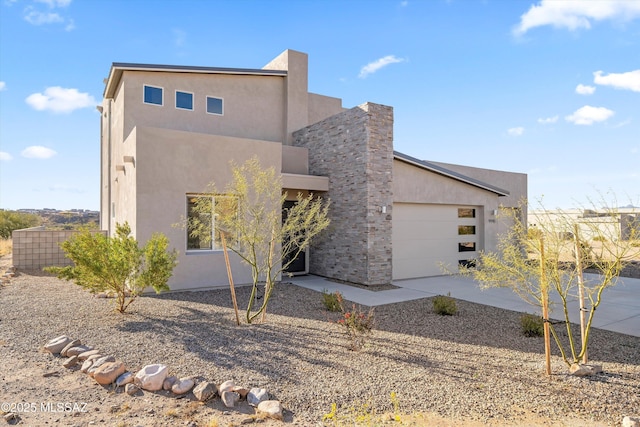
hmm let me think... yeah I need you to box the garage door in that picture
[392,203,481,280]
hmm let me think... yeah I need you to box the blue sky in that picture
[1,0,639,211]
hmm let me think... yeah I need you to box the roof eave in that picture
[393,151,510,197]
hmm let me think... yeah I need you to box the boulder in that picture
[218,380,235,393]
[623,416,640,427]
[87,355,116,377]
[66,345,92,357]
[257,400,283,420]
[570,363,602,377]
[77,349,100,361]
[44,335,73,354]
[221,391,240,408]
[247,388,269,407]
[171,378,195,395]
[60,339,81,357]
[233,386,250,399]
[134,364,168,392]
[62,355,79,369]
[116,372,134,387]
[94,361,126,385]
[193,381,216,402]
[163,375,177,391]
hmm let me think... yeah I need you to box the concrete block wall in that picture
[12,227,107,271]
[293,102,394,286]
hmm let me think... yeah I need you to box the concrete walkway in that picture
[289,273,640,337]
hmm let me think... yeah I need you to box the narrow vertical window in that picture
[186,195,213,251]
[143,85,163,106]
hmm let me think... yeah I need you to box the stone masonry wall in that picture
[12,227,107,271]
[293,102,393,286]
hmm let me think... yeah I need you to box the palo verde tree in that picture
[463,198,639,372]
[46,223,178,313]
[0,210,41,239]
[184,157,331,324]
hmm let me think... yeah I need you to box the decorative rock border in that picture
[42,335,284,422]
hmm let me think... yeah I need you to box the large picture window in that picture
[186,195,236,251]
[143,85,163,106]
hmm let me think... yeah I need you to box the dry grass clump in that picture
[0,239,11,257]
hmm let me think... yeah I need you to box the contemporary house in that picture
[99,49,527,291]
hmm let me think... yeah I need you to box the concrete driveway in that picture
[289,273,640,337]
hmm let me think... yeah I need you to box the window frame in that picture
[175,90,194,111]
[206,96,224,116]
[186,195,216,252]
[143,85,164,106]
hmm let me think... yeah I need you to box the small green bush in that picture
[433,293,457,315]
[520,313,544,337]
[322,289,342,312]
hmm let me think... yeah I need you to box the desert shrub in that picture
[520,313,544,337]
[0,210,40,239]
[329,291,375,350]
[433,293,457,315]
[322,289,342,312]
[45,222,178,313]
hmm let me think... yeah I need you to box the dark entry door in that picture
[282,200,307,274]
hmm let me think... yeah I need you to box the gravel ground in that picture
[1,260,639,426]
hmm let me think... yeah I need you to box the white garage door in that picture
[392,203,481,280]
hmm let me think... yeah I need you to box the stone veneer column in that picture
[293,102,393,286]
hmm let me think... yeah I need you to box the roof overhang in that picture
[103,63,287,99]
[393,151,510,197]
[282,173,329,193]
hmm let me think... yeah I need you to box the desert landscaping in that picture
[1,252,640,427]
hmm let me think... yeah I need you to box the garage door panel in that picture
[393,203,481,280]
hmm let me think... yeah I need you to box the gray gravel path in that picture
[1,271,639,426]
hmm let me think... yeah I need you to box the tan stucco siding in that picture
[133,126,283,291]
[308,93,345,125]
[120,71,286,144]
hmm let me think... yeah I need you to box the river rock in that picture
[193,381,216,401]
[62,355,79,368]
[247,388,269,406]
[163,375,177,391]
[66,345,92,357]
[125,383,140,396]
[87,355,116,377]
[60,339,81,357]
[134,364,168,391]
[623,416,640,427]
[77,349,100,361]
[80,359,93,373]
[44,335,73,354]
[233,386,250,399]
[257,400,283,420]
[221,391,240,408]
[116,372,134,387]
[218,380,235,393]
[171,378,195,395]
[94,361,126,385]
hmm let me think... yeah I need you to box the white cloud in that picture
[575,84,595,95]
[507,127,524,136]
[513,0,640,36]
[25,86,96,113]
[24,8,63,25]
[64,18,75,31]
[35,0,72,7]
[565,105,614,125]
[537,115,558,124]
[173,28,187,47]
[0,151,13,161]
[593,70,640,92]
[21,145,57,159]
[0,81,5,91]
[359,55,405,79]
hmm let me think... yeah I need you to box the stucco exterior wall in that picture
[133,126,283,291]
[293,103,394,286]
[308,93,345,125]
[120,71,286,144]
